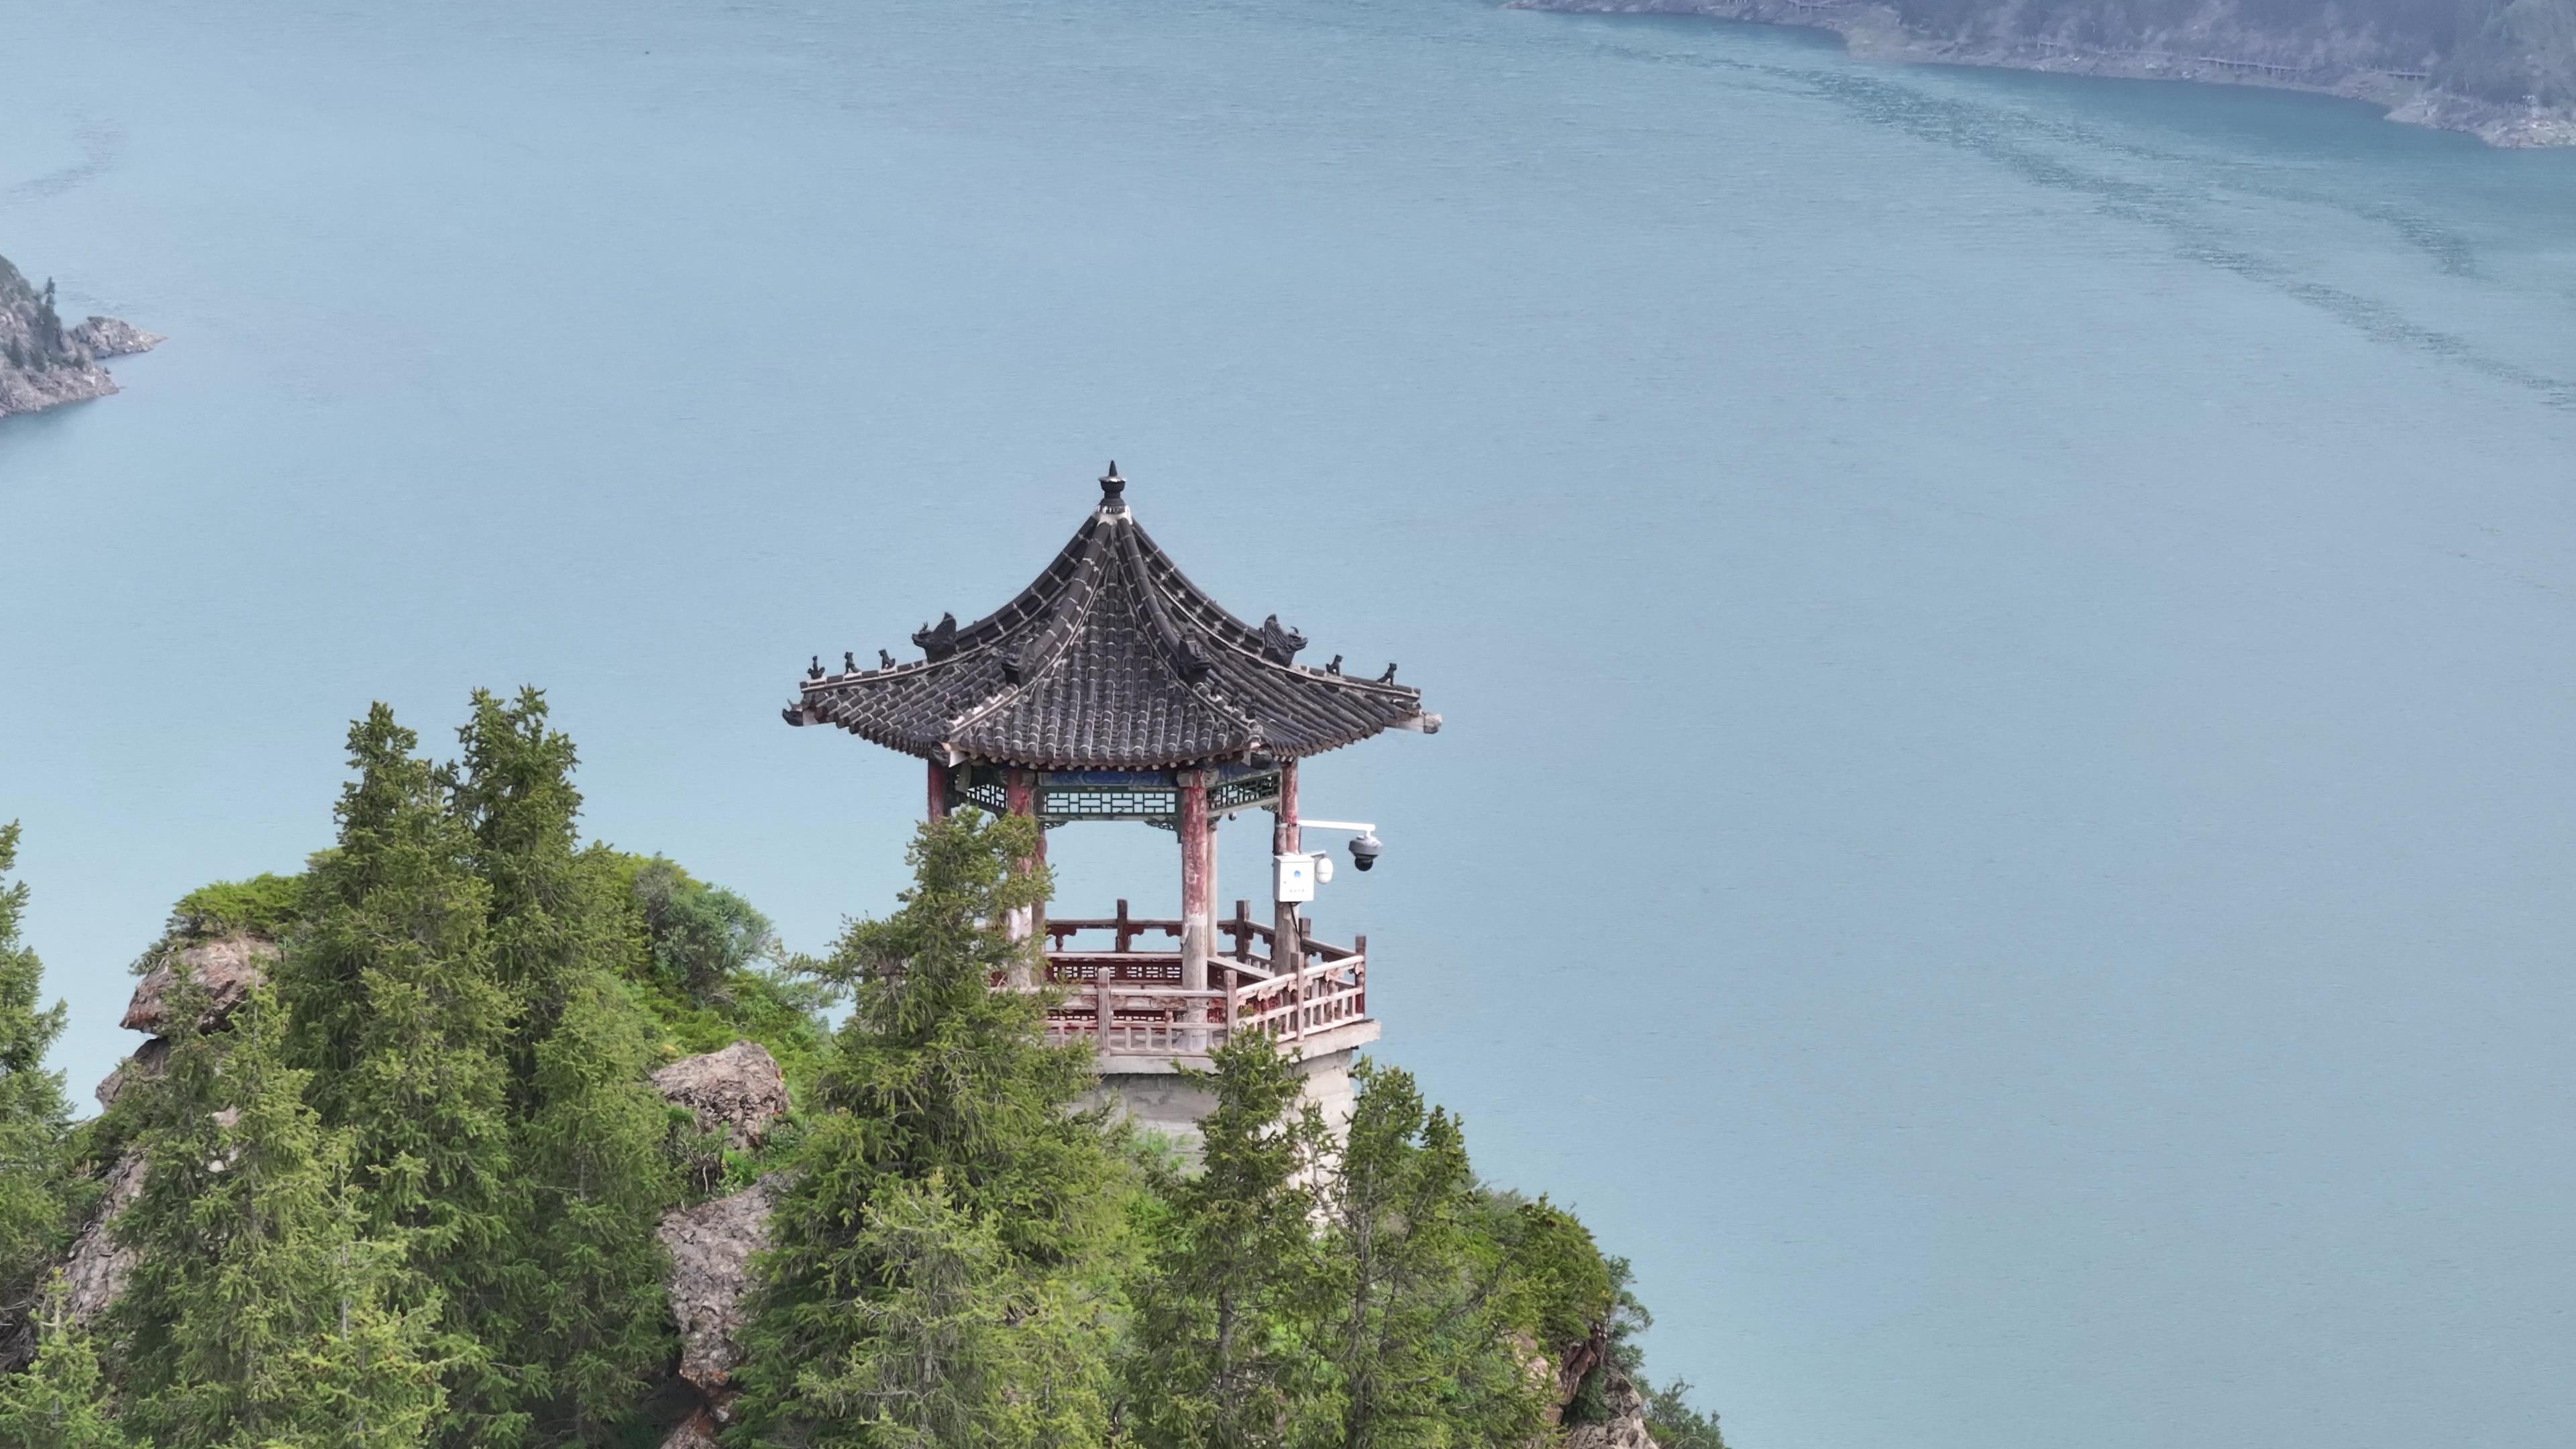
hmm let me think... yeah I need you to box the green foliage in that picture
[286,705,515,1246]
[0,1276,125,1449]
[633,961,835,1105]
[1478,1193,1617,1358]
[113,981,447,1448]
[593,851,833,1097]
[166,872,307,941]
[1642,1376,1731,1449]
[511,971,679,1445]
[449,689,682,1448]
[626,857,780,1006]
[1123,1032,1336,1449]
[0,825,74,1326]
[451,688,591,1054]
[278,704,520,1448]
[729,812,1125,1449]
[777,1172,1113,1449]
[1317,1062,1546,1449]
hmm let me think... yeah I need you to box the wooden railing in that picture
[1033,900,1368,1058]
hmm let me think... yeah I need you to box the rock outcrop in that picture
[11,932,285,1360]
[0,253,158,419]
[651,1040,790,1151]
[93,1036,170,1110]
[121,934,276,1036]
[97,934,276,1108]
[657,1175,783,1422]
[66,315,162,357]
[60,1151,146,1330]
[659,1413,724,1449]
[1530,1321,1666,1449]
[1562,1366,1664,1449]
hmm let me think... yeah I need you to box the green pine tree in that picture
[511,969,678,1445]
[279,705,519,1447]
[451,688,590,1050]
[113,979,447,1449]
[782,1171,1110,1449]
[1318,1062,1542,1449]
[450,688,678,1446]
[728,812,1124,1449]
[280,1213,455,1449]
[0,1275,127,1449]
[1640,1377,1729,1449]
[1123,1032,1337,1449]
[0,824,75,1323]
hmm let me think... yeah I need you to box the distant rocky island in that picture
[1515,0,2576,146]
[0,252,160,420]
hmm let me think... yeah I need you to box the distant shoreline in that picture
[1509,0,2576,149]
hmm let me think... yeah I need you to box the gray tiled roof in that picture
[784,470,1433,769]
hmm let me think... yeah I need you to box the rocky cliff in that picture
[1514,0,2576,147]
[0,252,160,419]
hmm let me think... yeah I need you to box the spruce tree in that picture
[280,705,519,1446]
[728,812,1124,1449]
[451,688,589,1047]
[512,969,678,1444]
[1122,1032,1336,1449]
[1318,1063,1542,1449]
[0,824,74,1321]
[113,979,446,1448]
[0,1276,125,1449]
[451,688,677,1446]
[782,1172,1111,1449]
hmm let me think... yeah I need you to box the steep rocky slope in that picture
[0,252,160,419]
[1516,0,2576,146]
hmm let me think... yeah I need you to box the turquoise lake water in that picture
[7,1,2576,1444]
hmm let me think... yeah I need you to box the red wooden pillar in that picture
[1179,771,1213,1003]
[1004,769,1044,983]
[927,759,950,820]
[1272,759,1303,983]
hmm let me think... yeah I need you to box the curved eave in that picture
[782,486,1434,770]
[786,656,1430,769]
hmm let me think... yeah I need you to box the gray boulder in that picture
[658,1174,783,1417]
[651,1040,790,1150]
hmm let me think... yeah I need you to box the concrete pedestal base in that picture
[1082,1019,1380,1159]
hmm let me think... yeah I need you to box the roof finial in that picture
[1099,461,1126,502]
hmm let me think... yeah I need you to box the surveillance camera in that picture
[1349,832,1382,872]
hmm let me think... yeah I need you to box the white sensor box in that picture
[1274,851,1316,904]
